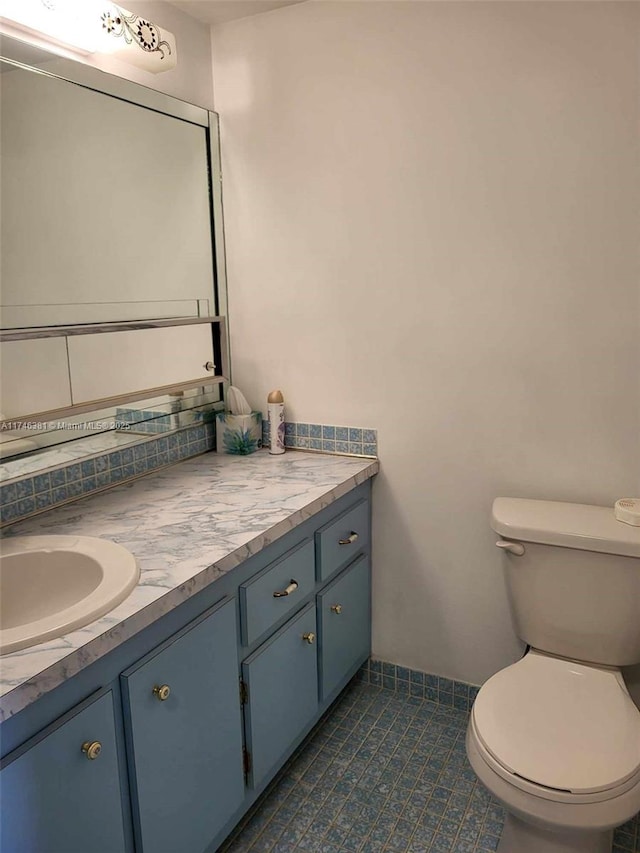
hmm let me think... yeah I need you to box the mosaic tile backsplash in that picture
[263,421,377,458]
[115,407,184,434]
[0,423,215,527]
[1,420,376,527]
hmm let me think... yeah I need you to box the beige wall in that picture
[212,1,640,684]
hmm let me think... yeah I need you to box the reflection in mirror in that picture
[1,57,214,328]
[0,387,219,480]
[0,34,229,484]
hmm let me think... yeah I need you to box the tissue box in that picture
[215,412,262,455]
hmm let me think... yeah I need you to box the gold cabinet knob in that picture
[338,531,358,546]
[331,604,343,615]
[153,684,171,701]
[81,741,102,760]
[302,632,316,645]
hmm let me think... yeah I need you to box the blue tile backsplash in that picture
[1,419,377,527]
[115,406,179,434]
[0,423,215,526]
[263,421,377,458]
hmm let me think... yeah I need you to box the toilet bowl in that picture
[465,497,640,853]
[467,651,640,852]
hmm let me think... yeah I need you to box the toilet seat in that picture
[472,651,640,797]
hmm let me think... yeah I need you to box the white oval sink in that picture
[0,535,139,655]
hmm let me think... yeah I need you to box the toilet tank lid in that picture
[491,498,640,558]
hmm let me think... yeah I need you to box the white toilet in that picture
[466,497,640,853]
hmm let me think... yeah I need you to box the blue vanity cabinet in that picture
[0,689,127,853]
[242,603,319,789]
[0,479,374,853]
[318,554,371,701]
[120,597,244,853]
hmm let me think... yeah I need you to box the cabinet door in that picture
[242,603,318,789]
[318,555,371,701]
[121,598,244,853]
[0,690,126,853]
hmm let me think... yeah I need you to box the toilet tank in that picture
[492,498,640,667]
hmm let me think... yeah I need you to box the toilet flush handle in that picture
[495,540,525,556]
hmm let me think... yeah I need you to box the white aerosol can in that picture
[267,389,285,455]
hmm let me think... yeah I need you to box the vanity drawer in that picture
[240,539,315,646]
[315,499,370,582]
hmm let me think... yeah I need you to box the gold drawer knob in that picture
[338,532,358,545]
[302,632,316,645]
[81,741,102,761]
[153,684,171,701]
[331,604,343,615]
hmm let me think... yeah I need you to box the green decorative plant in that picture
[223,428,259,455]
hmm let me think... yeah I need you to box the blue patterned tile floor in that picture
[221,680,640,853]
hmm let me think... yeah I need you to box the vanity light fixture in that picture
[98,3,177,73]
[0,0,177,73]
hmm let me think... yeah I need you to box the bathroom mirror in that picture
[1,52,215,329]
[0,34,229,474]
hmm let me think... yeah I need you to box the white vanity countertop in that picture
[0,450,378,720]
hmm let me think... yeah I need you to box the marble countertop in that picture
[0,450,378,720]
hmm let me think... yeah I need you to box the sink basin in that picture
[0,535,139,655]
